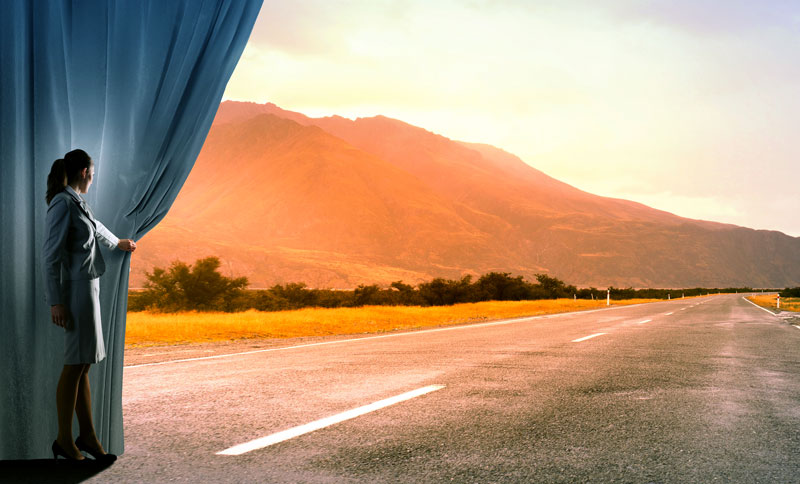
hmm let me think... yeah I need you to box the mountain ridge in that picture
[131,101,800,289]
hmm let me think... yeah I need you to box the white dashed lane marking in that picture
[217,385,446,455]
[572,333,607,343]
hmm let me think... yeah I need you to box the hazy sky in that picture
[223,0,800,237]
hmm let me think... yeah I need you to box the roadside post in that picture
[777,294,781,310]
[607,289,610,306]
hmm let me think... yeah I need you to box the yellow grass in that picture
[747,294,800,312]
[125,298,661,347]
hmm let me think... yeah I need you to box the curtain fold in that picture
[0,0,262,459]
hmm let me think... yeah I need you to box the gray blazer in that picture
[43,186,119,306]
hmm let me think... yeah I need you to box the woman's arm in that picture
[95,220,136,252]
[42,198,70,307]
[94,220,120,249]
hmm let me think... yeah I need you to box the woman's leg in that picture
[55,364,86,459]
[75,364,107,453]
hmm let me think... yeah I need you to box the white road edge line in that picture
[125,303,658,369]
[637,320,652,324]
[216,384,446,455]
[572,333,607,342]
[741,296,780,317]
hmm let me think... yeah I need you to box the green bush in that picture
[136,256,248,312]
[780,287,800,298]
[418,275,477,306]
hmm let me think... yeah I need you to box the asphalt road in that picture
[88,295,799,483]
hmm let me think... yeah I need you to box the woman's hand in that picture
[51,304,69,328]
[118,239,137,252]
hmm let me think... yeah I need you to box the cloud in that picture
[602,0,800,37]
[247,0,416,57]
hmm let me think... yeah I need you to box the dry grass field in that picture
[747,294,800,312]
[125,298,661,347]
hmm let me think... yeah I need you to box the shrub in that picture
[477,272,531,301]
[418,275,477,306]
[138,256,248,312]
[781,287,800,298]
[390,280,425,306]
[536,274,577,299]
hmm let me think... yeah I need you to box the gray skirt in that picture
[63,278,106,365]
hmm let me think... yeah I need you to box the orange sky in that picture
[223,0,800,237]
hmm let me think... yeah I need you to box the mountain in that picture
[130,101,800,289]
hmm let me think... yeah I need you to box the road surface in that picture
[89,295,799,482]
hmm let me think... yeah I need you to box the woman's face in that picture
[78,165,95,194]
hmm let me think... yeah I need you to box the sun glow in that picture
[223,1,800,236]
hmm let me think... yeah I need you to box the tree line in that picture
[780,287,800,298]
[127,256,772,313]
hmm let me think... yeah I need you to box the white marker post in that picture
[606,289,610,306]
[777,294,781,310]
[668,294,671,300]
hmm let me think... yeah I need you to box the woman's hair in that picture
[45,149,93,205]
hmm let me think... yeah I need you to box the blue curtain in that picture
[0,0,262,459]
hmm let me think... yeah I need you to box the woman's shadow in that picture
[0,459,114,483]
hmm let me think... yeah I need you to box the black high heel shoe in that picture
[51,440,86,462]
[75,435,117,463]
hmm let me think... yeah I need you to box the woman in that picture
[43,149,136,463]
